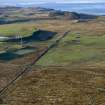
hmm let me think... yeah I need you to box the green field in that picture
[37,33,105,66]
[0,23,37,37]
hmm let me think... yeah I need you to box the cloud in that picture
[0,0,105,4]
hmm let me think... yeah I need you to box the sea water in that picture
[38,3,105,15]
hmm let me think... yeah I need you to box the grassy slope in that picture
[37,33,105,66]
[0,23,37,37]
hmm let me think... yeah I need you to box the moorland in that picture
[0,6,105,105]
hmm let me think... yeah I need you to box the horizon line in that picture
[0,2,105,5]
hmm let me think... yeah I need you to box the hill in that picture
[0,6,98,25]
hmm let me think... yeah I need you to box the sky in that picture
[0,0,105,5]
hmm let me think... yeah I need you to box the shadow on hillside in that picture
[79,13,97,19]
[7,30,57,42]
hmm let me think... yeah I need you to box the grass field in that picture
[0,23,37,37]
[37,33,105,66]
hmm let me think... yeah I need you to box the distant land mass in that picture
[15,3,105,15]
[0,3,105,15]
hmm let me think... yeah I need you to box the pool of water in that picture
[0,52,20,61]
[15,48,36,55]
[0,47,36,61]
